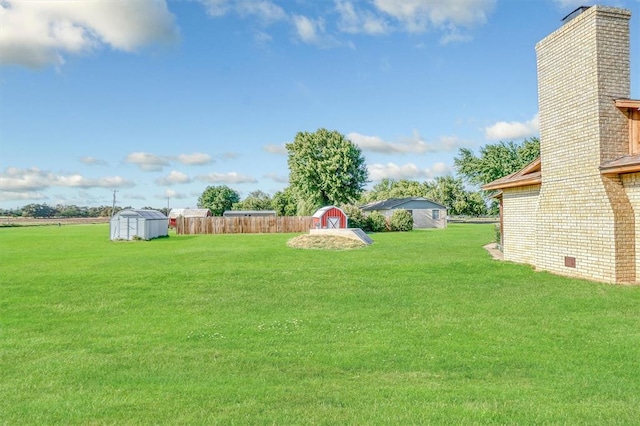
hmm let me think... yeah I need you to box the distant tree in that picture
[21,203,56,218]
[361,179,426,203]
[57,204,88,218]
[272,187,298,216]
[423,176,488,216]
[0,207,21,217]
[141,206,170,215]
[287,128,368,215]
[197,185,240,216]
[454,138,540,188]
[233,190,273,211]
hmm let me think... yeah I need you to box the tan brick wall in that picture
[533,6,632,283]
[502,185,540,265]
[622,173,640,280]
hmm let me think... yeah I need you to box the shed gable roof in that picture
[361,197,446,211]
[169,208,210,218]
[312,206,346,218]
[117,209,167,219]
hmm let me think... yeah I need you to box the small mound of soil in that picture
[287,234,366,250]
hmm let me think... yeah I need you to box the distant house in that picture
[168,208,211,228]
[223,210,277,218]
[312,206,348,229]
[361,197,447,229]
[110,209,168,240]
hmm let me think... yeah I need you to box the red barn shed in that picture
[312,206,348,229]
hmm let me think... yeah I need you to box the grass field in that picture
[2,224,640,424]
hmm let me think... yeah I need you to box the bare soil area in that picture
[1,217,110,226]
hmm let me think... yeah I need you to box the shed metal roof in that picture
[312,206,345,218]
[360,197,446,211]
[117,209,168,219]
[169,208,210,218]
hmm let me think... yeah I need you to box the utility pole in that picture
[111,189,118,217]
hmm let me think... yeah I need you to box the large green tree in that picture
[197,185,240,216]
[423,176,487,216]
[287,128,368,215]
[233,190,273,211]
[454,137,540,187]
[272,187,298,216]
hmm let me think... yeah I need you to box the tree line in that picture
[3,129,539,219]
[0,204,170,219]
[198,129,539,217]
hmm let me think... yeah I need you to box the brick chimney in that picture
[535,6,633,283]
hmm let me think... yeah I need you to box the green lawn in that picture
[1,224,640,424]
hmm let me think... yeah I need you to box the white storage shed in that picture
[110,209,169,241]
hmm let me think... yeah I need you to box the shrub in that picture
[367,211,388,232]
[342,204,369,230]
[389,209,413,232]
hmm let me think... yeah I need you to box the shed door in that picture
[328,217,340,229]
[119,216,138,239]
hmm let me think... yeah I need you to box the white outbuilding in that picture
[110,209,169,241]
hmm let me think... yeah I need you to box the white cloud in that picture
[79,156,108,166]
[485,113,539,140]
[125,152,170,172]
[199,0,230,16]
[368,162,451,181]
[254,30,273,46]
[0,190,47,202]
[155,171,191,186]
[162,189,189,199]
[195,171,258,184]
[263,143,287,155]
[335,0,390,35]
[199,0,286,22]
[0,167,134,191]
[56,174,134,189]
[553,0,588,8]
[236,0,287,23]
[124,193,148,201]
[373,0,495,33]
[177,152,212,165]
[264,172,288,183]
[221,152,240,159]
[0,0,179,68]
[431,162,451,175]
[348,131,463,154]
[291,14,344,47]
[439,25,472,45]
[293,15,324,44]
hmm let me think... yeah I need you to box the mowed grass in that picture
[1,224,640,424]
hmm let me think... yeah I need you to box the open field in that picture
[0,216,110,226]
[2,224,640,424]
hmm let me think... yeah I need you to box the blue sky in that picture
[1,0,639,210]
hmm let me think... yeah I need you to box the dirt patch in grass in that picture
[287,234,367,250]
[0,217,110,227]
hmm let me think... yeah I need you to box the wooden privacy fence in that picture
[175,216,314,235]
